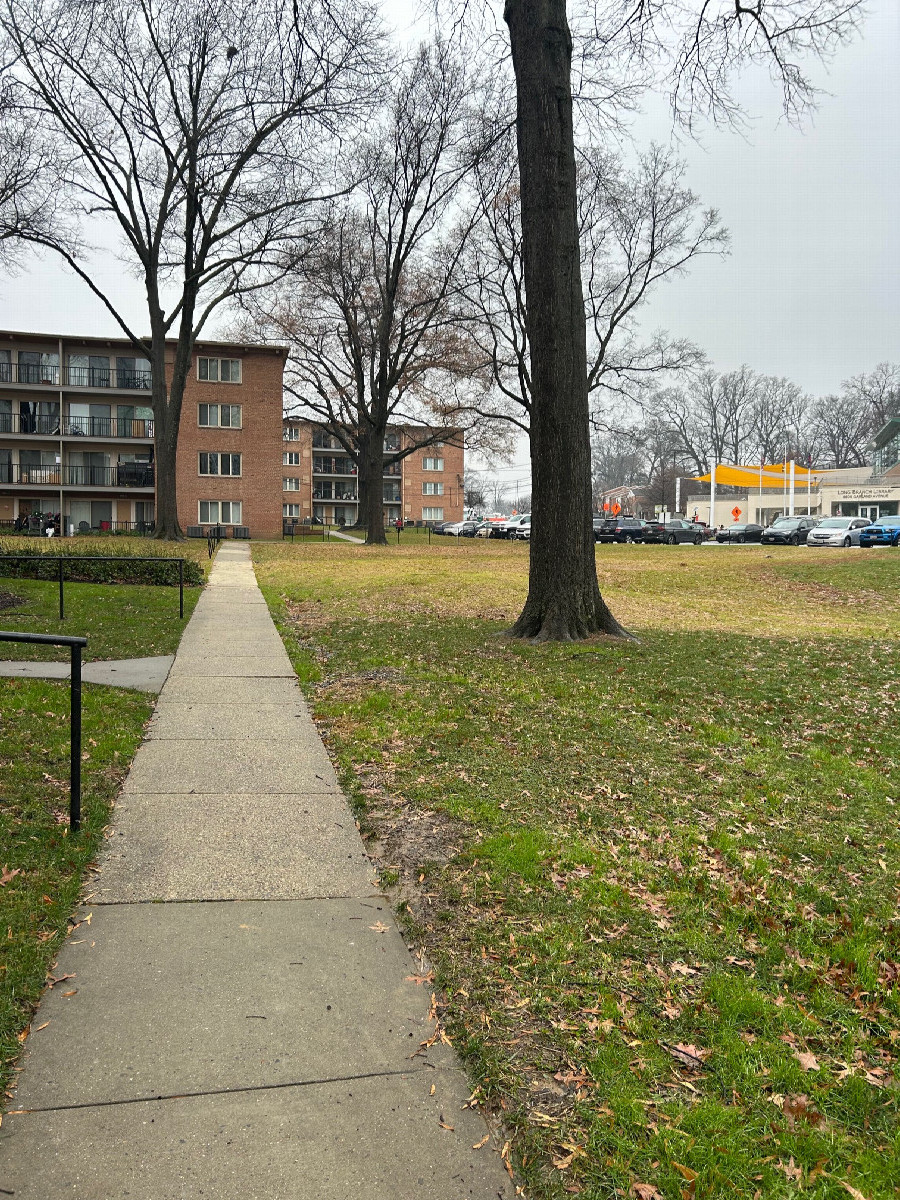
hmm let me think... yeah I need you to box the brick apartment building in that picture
[0,330,286,539]
[281,418,465,526]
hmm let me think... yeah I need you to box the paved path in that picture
[0,543,514,1200]
[0,655,174,692]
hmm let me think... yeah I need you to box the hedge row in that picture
[0,543,204,587]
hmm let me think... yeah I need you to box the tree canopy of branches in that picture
[485,0,865,640]
[463,134,724,434]
[243,40,499,544]
[2,0,383,537]
[0,74,60,265]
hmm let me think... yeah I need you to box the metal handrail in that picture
[0,630,87,830]
[0,554,185,619]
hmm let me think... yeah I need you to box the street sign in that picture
[612,502,621,515]
[731,506,742,521]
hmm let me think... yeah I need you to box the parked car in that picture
[806,516,871,548]
[458,521,481,537]
[474,521,495,538]
[859,515,900,548]
[760,516,819,546]
[642,518,704,545]
[593,516,645,543]
[514,516,532,540]
[716,523,764,544]
[497,513,531,539]
[431,521,453,534]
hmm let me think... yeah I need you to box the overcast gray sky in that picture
[1,0,895,414]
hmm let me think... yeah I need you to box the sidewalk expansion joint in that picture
[10,1067,435,1116]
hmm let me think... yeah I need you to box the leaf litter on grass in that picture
[252,541,900,1198]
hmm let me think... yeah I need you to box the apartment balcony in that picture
[0,413,154,439]
[0,363,152,390]
[311,488,358,502]
[0,464,155,489]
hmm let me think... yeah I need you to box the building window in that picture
[422,457,444,471]
[283,425,301,441]
[423,481,444,495]
[199,452,241,476]
[283,477,301,491]
[198,357,241,383]
[422,507,444,521]
[283,504,301,518]
[198,403,242,428]
[283,451,301,465]
[384,431,401,451]
[199,500,242,523]
[115,356,152,389]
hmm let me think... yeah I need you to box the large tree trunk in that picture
[504,0,630,640]
[359,429,387,545]
[151,369,184,542]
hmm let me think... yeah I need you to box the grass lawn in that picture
[0,536,205,1103]
[253,540,900,1200]
[0,536,206,660]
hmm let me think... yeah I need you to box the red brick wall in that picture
[176,344,285,539]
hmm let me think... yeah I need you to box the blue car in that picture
[859,516,900,547]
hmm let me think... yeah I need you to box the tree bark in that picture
[360,428,388,545]
[504,0,631,640]
[150,341,184,541]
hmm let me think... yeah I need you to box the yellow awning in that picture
[693,463,821,489]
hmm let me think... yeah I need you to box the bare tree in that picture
[245,41,495,544]
[462,137,718,433]
[3,0,383,537]
[492,0,865,640]
[0,75,62,265]
[808,391,872,468]
[841,362,900,432]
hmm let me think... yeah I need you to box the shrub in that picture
[0,541,204,587]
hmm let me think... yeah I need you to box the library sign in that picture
[833,487,896,500]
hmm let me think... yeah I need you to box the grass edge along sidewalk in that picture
[1,537,203,1104]
[0,680,152,1107]
[253,540,899,1200]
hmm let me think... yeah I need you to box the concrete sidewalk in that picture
[0,543,515,1199]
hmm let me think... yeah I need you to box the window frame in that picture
[197,356,242,384]
[422,456,444,471]
[198,403,242,429]
[199,500,242,524]
[198,451,241,477]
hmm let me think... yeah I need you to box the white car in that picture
[498,513,531,539]
[806,517,871,547]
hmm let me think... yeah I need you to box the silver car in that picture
[806,516,871,547]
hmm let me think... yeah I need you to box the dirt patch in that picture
[0,590,25,611]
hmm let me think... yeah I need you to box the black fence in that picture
[0,413,154,439]
[0,362,151,390]
[0,630,87,831]
[2,463,154,487]
[0,554,185,619]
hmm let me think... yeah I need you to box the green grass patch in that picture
[253,541,900,1199]
[0,680,151,1101]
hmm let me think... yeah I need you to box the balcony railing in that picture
[0,413,154,439]
[0,362,152,389]
[1,464,154,488]
[312,456,356,476]
[311,488,358,501]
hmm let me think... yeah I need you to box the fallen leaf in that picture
[405,972,434,985]
[783,1093,825,1129]
[438,1117,454,1132]
[837,1183,872,1200]
[61,990,78,998]
[33,1022,50,1033]
[664,1043,710,1070]
[794,1050,820,1072]
[0,866,21,887]
[472,1134,489,1149]
[632,1184,663,1200]
[671,1163,697,1182]
[369,921,389,933]
[777,1158,803,1183]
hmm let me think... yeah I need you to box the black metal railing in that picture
[3,464,154,488]
[282,519,326,541]
[0,413,154,438]
[311,488,358,501]
[0,554,184,619]
[0,630,87,830]
[0,362,152,389]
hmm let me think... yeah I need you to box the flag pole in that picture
[789,459,795,517]
[709,460,717,529]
